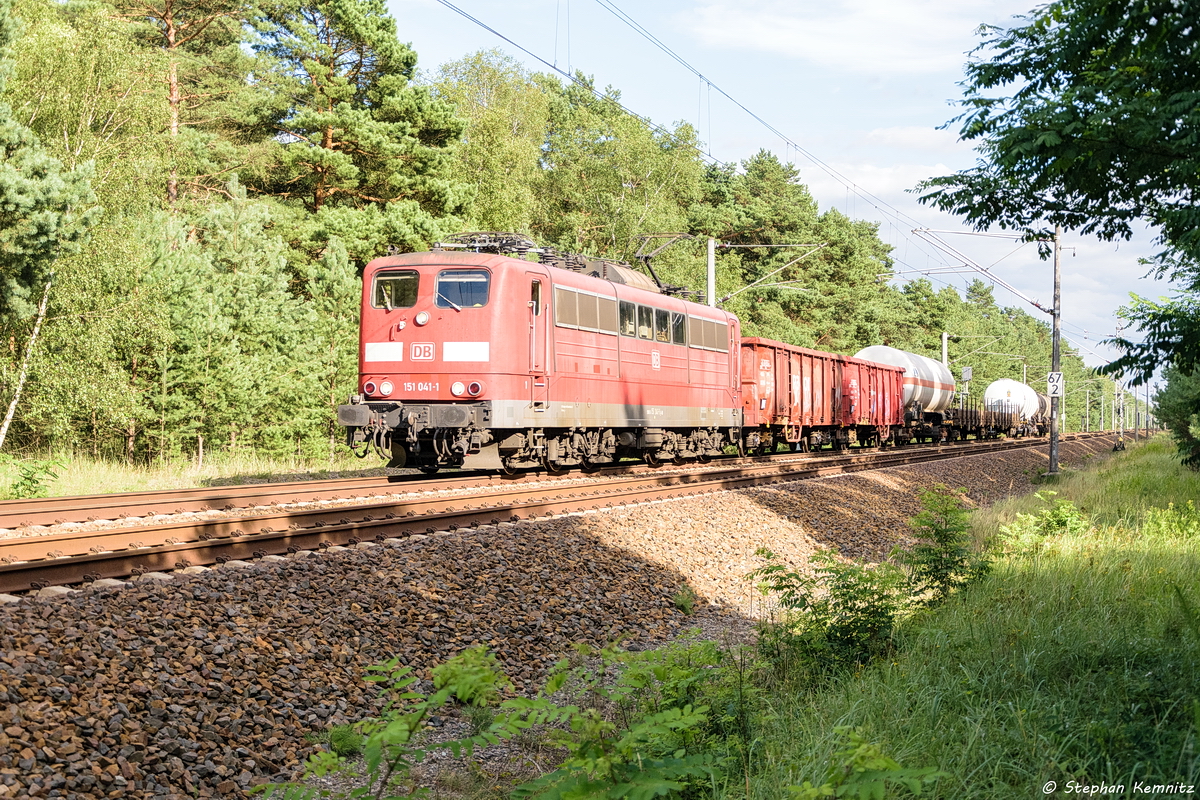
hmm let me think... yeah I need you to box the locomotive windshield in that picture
[372,270,419,310]
[436,269,490,308]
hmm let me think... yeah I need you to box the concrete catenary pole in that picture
[1047,226,1062,475]
[707,237,716,308]
[1146,381,1151,438]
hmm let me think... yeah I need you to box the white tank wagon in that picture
[853,345,956,413]
[984,378,1040,419]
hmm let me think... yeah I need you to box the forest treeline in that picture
[0,0,1116,463]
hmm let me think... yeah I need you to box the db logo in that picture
[410,343,435,361]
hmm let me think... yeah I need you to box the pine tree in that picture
[114,0,270,204]
[0,0,97,452]
[146,177,322,458]
[252,0,470,262]
[0,0,96,321]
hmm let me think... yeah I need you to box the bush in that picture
[787,727,944,799]
[326,725,364,758]
[538,634,753,793]
[998,490,1092,554]
[672,584,699,615]
[2,457,61,499]
[898,485,989,603]
[751,548,906,674]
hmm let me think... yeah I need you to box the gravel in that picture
[0,436,1118,799]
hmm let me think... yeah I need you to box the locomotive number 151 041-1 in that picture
[403,382,439,392]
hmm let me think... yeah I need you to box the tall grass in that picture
[752,438,1200,798]
[0,449,382,499]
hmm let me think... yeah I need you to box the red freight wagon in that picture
[338,249,743,474]
[740,338,905,451]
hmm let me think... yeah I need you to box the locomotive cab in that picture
[338,251,518,472]
[338,241,743,476]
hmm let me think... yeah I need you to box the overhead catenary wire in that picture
[431,0,731,170]
[434,0,958,277]
[431,0,1121,368]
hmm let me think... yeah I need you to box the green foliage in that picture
[0,0,96,321]
[998,490,1092,554]
[533,73,703,261]
[671,585,699,616]
[516,635,763,798]
[145,178,324,457]
[915,0,1200,380]
[260,651,570,800]
[787,727,943,799]
[0,0,1104,465]
[432,645,512,708]
[899,485,988,603]
[1153,367,1200,468]
[305,723,365,758]
[430,50,550,234]
[263,641,734,800]
[1,456,58,498]
[1105,292,1200,387]
[751,548,905,672]
[1142,501,1200,540]
[754,444,1200,797]
[917,0,1200,264]
[251,0,469,263]
[512,705,715,800]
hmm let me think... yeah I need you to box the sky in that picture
[388,0,1175,382]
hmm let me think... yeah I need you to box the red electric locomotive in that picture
[337,236,742,474]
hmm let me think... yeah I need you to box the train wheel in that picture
[418,464,440,475]
[643,451,662,467]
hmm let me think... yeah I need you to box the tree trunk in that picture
[125,420,137,465]
[166,12,179,206]
[0,277,54,453]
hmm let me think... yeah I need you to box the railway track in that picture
[0,433,1111,595]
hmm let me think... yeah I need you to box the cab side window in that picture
[371,270,419,309]
[671,312,686,345]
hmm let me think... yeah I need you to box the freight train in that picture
[337,235,1048,475]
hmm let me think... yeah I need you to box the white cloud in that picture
[865,126,969,152]
[799,160,954,206]
[686,0,1024,74]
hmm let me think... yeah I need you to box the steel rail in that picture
[0,451,805,529]
[0,433,1111,595]
[0,430,1110,530]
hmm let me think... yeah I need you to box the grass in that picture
[0,449,385,499]
[750,436,1200,798]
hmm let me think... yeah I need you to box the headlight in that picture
[451,382,466,396]
[363,381,378,395]
[414,311,430,326]
[379,380,394,396]
[467,381,484,396]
